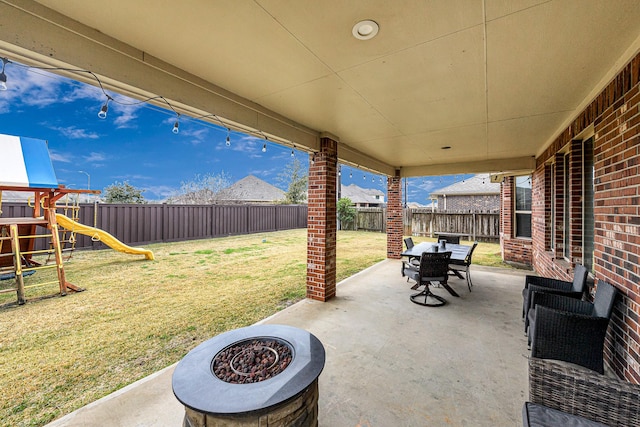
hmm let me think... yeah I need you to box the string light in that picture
[349,171,353,179]
[2,55,308,156]
[0,58,9,91]
[97,95,111,119]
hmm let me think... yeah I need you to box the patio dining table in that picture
[401,242,471,297]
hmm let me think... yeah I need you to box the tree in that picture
[277,158,307,204]
[337,197,356,230]
[170,171,232,204]
[103,181,146,203]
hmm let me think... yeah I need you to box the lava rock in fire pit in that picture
[212,338,293,384]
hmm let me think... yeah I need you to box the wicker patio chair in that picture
[528,281,618,374]
[408,251,451,307]
[524,357,640,427]
[522,264,588,332]
[449,241,478,291]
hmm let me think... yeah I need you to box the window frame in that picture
[514,175,532,239]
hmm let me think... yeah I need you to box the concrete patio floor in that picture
[46,260,531,427]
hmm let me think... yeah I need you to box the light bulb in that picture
[349,172,352,179]
[363,174,366,180]
[172,120,179,134]
[0,72,7,91]
[262,144,267,153]
[372,176,375,182]
[98,102,108,119]
[226,136,230,146]
[291,150,294,157]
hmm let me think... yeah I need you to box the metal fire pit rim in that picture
[172,324,325,415]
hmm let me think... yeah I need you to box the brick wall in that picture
[386,174,402,259]
[306,138,337,301]
[531,52,640,382]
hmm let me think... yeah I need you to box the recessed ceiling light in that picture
[352,20,379,40]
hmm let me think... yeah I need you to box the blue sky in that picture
[0,59,470,203]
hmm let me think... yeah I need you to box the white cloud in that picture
[142,184,178,200]
[179,127,209,145]
[53,126,100,140]
[49,149,73,163]
[84,152,107,162]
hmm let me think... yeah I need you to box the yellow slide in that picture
[55,213,154,260]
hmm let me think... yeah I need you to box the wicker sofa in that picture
[524,357,640,426]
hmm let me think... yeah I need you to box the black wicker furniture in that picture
[522,264,588,332]
[524,357,640,427]
[528,281,618,374]
[408,251,451,307]
[449,241,478,291]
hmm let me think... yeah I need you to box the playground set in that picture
[0,133,154,305]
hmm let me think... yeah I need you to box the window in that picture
[553,137,594,267]
[583,137,594,271]
[550,163,556,250]
[515,176,532,238]
[564,153,570,260]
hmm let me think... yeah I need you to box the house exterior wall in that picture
[509,52,640,382]
[436,194,499,212]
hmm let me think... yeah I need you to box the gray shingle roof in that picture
[217,175,285,203]
[429,174,500,197]
[340,184,385,205]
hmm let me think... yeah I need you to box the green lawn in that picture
[0,230,507,426]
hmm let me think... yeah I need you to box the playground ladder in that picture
[0,218,75,305]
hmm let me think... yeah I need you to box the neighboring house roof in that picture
[217,175,285,203]
[340,184,385,205]
[429,174,500,197]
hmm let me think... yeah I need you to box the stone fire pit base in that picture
[183,379,318,427]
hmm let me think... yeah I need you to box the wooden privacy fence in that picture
[344,208,499,242]
[0,203,308,251]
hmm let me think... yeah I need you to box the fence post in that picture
[472,212,476,241]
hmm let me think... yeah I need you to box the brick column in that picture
[306,137,337,301]
[386,173,402,259]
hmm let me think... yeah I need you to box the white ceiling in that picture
[2,0,640,176]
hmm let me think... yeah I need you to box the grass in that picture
[0,230,507,426]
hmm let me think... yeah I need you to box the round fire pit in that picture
[172,324,325,426]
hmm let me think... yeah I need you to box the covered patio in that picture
[2,1,640,423]
[46,262,530,426]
